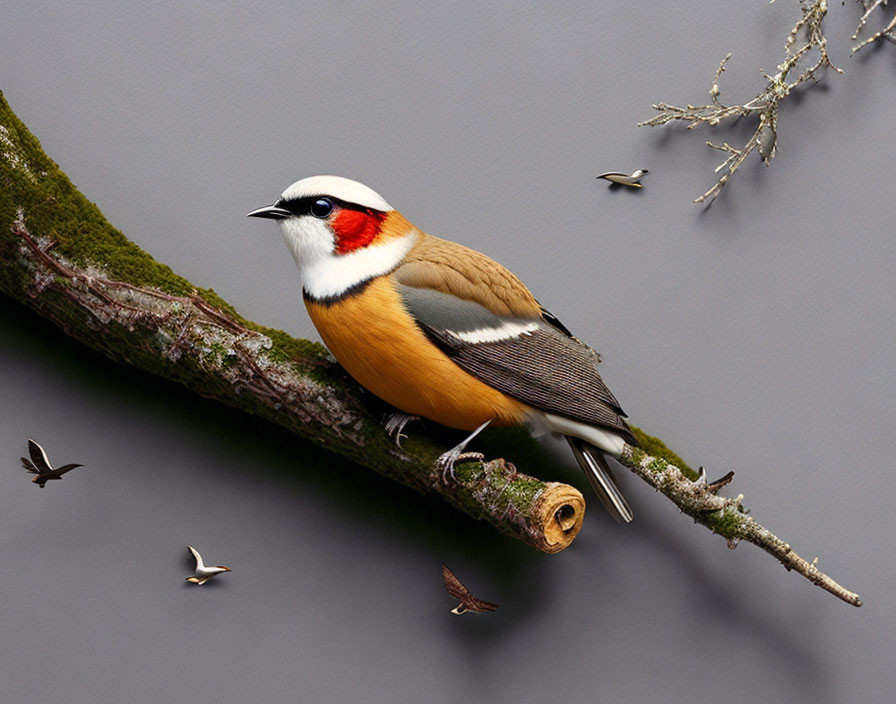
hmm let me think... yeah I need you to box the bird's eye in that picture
[310,198,334,218]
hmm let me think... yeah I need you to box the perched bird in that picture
[20,439,84,488]
[596,169,649,188]
[248,176,636,522]
[441,564,499,615]
[185,545,232,585]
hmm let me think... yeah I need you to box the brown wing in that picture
[441,564,500,612]
[397,283,635,442]
[466,596,500,613]
[55,464,84,476]
[396,234,541,318]
[441,564,472,601]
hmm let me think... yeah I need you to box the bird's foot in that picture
[384,412,420,448]
[437,420,491,484]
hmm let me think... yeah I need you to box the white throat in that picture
[278,217,419,300]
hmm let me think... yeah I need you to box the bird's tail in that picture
[566,437,633,523]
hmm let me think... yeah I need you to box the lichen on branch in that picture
[639,0,840,204]
[852,0,896,52]
[618,445,863,607]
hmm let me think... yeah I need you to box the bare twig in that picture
[852,0,896,52]
[639,1,841,204]
[619,445,862,607]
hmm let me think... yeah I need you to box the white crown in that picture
[280,175,393,212]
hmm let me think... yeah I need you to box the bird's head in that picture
[248,176,419,300]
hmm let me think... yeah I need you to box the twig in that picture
[639,1,841,204]
[852,0,896,52]
[619,445,862,607]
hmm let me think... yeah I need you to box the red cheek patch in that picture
[332,209,386,254]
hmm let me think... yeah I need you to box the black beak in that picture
[246,204,291,220]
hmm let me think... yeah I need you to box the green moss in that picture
[0,90,330,372]
[256,325,330,364]
[647,457,668,473]
[701,507,744,539]
[631,425,696,479]
[502,475,543,510]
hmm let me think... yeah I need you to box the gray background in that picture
[1,2,893,702]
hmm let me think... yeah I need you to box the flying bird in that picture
[596,169,649,188]
[248,175,636,522]
[185,545,232,585]
[20,439,84,488]
[441,564,499,615]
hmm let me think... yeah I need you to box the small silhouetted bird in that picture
[185,546,232,585]
[441,564,499,615]
[20,439,84,488]
[596,169,649,188]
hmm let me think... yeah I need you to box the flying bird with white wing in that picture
[185,546,232,585]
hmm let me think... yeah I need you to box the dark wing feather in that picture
[399,285,634,442]
[538,304,574,338]
[55,464,83,476]
[21,457,39,475]
[441,564,471,602]
[28,440,52,473]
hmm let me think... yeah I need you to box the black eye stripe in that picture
[275,195,379,217]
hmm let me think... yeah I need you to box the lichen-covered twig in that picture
[639,1,840,204]
[0,90,862,601]
[852,0,896,52]
[619,445,862,607]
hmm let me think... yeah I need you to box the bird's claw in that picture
[436,420,491,484]
[384,412,419,448]
[438,449,485,484]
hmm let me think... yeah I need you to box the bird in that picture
[20,439,84,488]
[185,545,232,585]
[596,169,648,188]
[248,175,637,522]
[441,564,499,615]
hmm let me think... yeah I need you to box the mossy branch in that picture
[618,445,862,607]
[3,211,589,553]
[0,91,862,602]
[0,89,599,553]
[639,0,840,204]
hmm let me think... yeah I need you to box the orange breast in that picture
[305,277,530,431]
